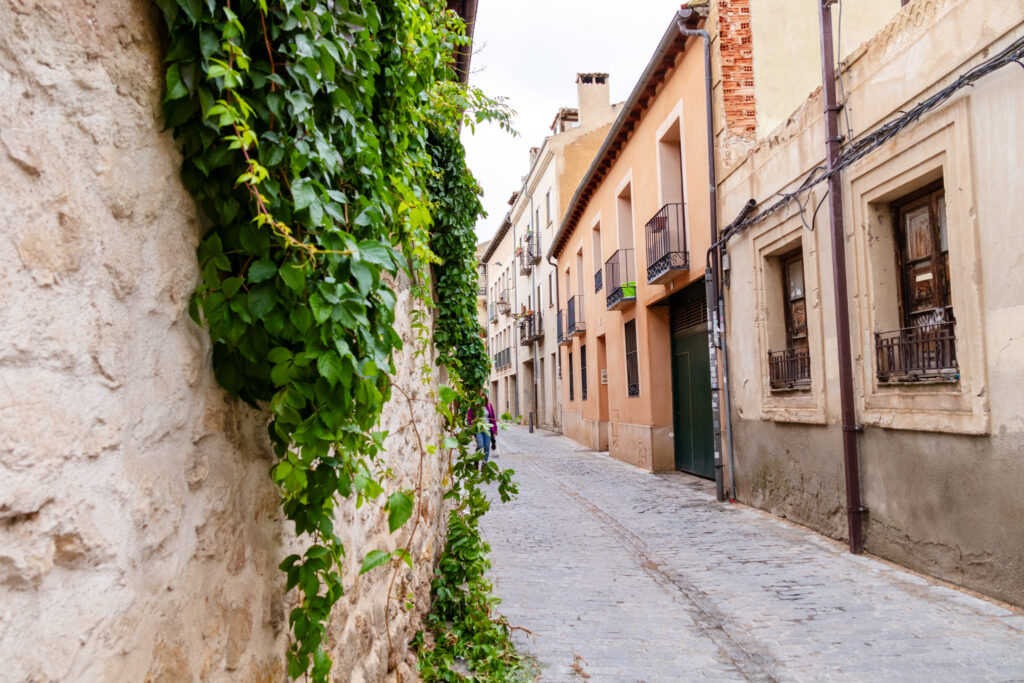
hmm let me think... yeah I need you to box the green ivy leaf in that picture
[164,63,189,101]
[249,258,278,283]
[387,491,413,533]
[359,550,390,575]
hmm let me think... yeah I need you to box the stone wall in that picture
[0,1,448,680]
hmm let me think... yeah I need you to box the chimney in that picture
[576,72,611,129]
[528,146,540,167]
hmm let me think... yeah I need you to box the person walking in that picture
[468,395,498,462]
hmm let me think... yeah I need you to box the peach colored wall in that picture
[557,39,711,469]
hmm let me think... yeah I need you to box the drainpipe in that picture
[529,193,538,433]
[677,16,728,502]
[819,0,865,554]
[547,251,562,433]
[512,216,520,420]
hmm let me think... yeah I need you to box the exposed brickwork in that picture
[718,0,756,141]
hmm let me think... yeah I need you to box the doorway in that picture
[670,282,714,478]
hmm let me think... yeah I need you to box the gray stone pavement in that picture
[480,426,1024,682]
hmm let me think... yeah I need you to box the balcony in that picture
[604,249,636,310]
[526,231,542,265]
[518,311,543,345]
[518,249,531,275]
[478,283,487,297]
[594,269,603,293]
[567,295,585,336]
[645,202,689,284]
[493,347,512,370]
[875,321,958,383]
[768,347,811,390]
[557,308,571,346]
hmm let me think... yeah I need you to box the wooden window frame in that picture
[892,181,952,328]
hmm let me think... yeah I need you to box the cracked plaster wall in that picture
[0,1,447,680]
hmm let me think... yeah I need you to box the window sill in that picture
[877,377,959,387]
[769,383,812,393]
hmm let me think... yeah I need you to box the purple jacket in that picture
[468,402,498,436]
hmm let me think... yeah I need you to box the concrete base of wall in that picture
[562,412,675,472]
[729,416,1024,608]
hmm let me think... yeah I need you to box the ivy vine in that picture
[155,0,518,680]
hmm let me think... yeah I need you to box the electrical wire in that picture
[721,33,1024,245]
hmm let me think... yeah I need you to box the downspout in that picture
[512,217,519,420]
[677,15,729,503]
[547,251,562,433]
[819,0,865,554]
[529,193,538,432]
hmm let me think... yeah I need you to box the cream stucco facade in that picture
[719,0,1024,607]
[481,76,620,429]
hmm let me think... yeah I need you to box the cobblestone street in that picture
[480,427,1024,682]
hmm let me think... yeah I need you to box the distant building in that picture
[480,74,621,427]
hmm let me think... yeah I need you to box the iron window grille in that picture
[876,322,958,382]
[624,319,640,397]
[568,350,574,401]
[605,249,637,309]
[768,347,812,389]
[567,295,585,335]
[557,308,569,345]
[580,344,588,400]
[645,203,689,283]
[518,311,543,345]
[526,230,542,265]
[594,269,603,293]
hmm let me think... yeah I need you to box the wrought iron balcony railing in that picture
[768,347,812,390]
[526,231,542,265]
[518,311,543,345]
[605,249,636,310]
[478,283,487,297]
[594,269,603,293]
[518,249,531,275]
[557,308,571,346]
[875,321,958,382]
[567,295,585,336]
[645,202,689,284]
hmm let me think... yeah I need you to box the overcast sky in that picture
[462,1,684,242]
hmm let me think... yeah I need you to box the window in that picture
[624,320,639,397]
[580,344,588,400]
[876,182,957,382]
[568,350,574,401]
[548,273,554,306]
[895,183,951,328]
[768,250,812,390]
[536,208,540,232]
[545,190,551,224]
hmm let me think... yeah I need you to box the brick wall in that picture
[717,0,756,157]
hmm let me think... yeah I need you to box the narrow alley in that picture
[481,427,1024,682]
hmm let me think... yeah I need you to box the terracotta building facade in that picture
[549,8,717,475]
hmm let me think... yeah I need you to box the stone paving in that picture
[480,426,1024,682]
